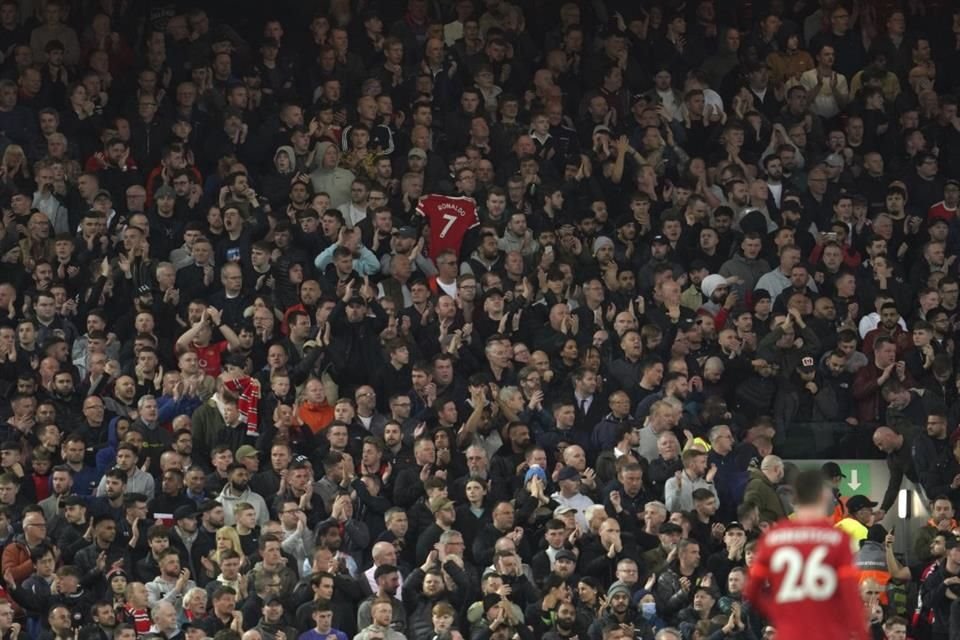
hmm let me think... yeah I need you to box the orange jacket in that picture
[1,538,33,582]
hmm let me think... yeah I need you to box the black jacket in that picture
[920,561,960,636]
[327,299,388,392]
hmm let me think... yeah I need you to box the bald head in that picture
[872,426,902,453]
[372,541,396,564]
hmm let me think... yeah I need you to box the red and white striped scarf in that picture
[223,376,261,436]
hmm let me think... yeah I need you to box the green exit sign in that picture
[838,462,871,497]
[792,460,873,499]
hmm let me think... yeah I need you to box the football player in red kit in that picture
[744,469,870,640]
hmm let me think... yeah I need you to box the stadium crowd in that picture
[0,0,959,639]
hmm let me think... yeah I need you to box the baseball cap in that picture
[725,521,745,532]
[557,466,580,482]
[798,356,816,373]
[553,505,577,518]
[395,226,418,239]
[825,153,844,168]
[235,445,258,460]
[555,549,577,562]
[93,189,113,201]
[480,288,504,305]
[652,234,670,245]
[593,124,612,136]
[174,505,199,520]
[846,495,877,513]
[155,185,176,199]
[659,522,683,535]
[408,148,427,160]
[346,296,368,307]
[821,462,846,479]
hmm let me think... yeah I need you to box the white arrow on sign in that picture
[848,469,861,491]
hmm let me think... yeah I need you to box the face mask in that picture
[641,602,657,619]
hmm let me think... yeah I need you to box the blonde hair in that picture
[211,526,243,564]
[2,144,25,168]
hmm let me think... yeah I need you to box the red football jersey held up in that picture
[416,194,479,259]
[744,519,869,640]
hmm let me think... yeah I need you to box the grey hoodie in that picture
[719,252,770,297]
[273,145,296,172]
[309,141,355,207]
[355,625,407,640]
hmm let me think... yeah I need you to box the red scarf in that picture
[123,604,151,634]
[223,376,261,437]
